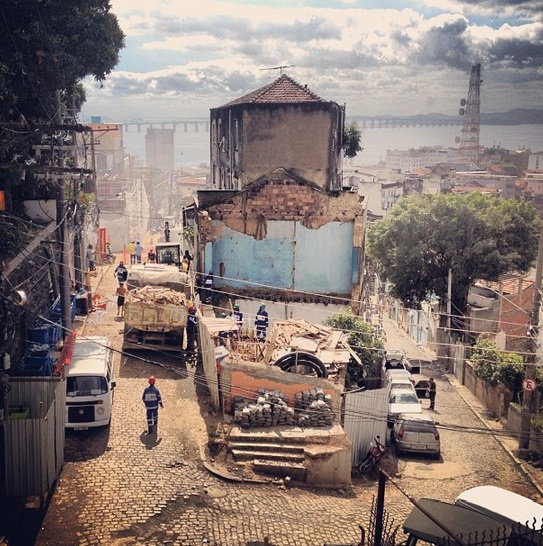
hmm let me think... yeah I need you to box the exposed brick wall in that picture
[202,173,363,242]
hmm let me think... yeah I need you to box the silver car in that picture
[392,414,440,459]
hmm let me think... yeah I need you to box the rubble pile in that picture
[126,286,187,305]
[232,388,335,429]
[233,390,296,428]
[295,387,334,427]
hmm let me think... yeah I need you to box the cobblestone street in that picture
[31,263,543,546]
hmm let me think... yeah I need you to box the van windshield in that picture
[67,376,108,396]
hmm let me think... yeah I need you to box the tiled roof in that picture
[220,74,327,107]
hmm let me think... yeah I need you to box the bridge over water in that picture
[121,115,464,132]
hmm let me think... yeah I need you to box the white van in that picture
[65,336,116,430]
[455,486,543,540]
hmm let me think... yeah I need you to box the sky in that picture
[81,0,543,123]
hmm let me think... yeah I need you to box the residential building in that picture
[385,146,459,173]
[198,76,366,314]
[209,74,344,192]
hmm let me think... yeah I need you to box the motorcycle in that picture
[358,436,386,474]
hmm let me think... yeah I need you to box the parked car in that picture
[382,349,413,373]
[387,386,422,425]
[392,414,440,459]
[385,368,415,386]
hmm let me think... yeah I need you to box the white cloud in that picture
[84,0,543,121]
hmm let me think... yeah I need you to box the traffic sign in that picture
[523,378,537,392]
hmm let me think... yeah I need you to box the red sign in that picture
[99,227,107,260]
[523,378,537,392]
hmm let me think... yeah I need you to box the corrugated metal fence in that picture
[3,377,65,499]
[343,387,388,467]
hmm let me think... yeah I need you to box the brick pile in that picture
[295,387,334,427]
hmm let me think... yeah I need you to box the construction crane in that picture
[457,64,482,166]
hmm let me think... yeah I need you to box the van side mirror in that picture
[111,381,116,389]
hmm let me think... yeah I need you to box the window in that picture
[67,376,108,396]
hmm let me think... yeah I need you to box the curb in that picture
[445,373,543,498]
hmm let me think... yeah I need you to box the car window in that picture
[67,376,108,396]
[401,420,436,433]
[390,393,419,404]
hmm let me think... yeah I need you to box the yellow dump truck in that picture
[123,286,189,352]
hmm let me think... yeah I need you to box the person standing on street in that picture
[428,377,437,410]
[116,282,127,318]
[186,306,198,353]
[127,241,136,265]
[135,241,143,264]
[254,303,268,342]
[86,244,96,271]
[142,376,163,434]
[114,261,128,285]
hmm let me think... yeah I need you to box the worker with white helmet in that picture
[142,376,163,434]
[254,303,268,342]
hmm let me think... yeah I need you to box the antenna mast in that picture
[458,64,482,165]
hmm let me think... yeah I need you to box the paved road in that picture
[33,264,542,546]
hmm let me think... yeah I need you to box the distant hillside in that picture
[413,109,543,125]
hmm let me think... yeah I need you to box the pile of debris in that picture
[232,388,335,429]
[126,285,188,306]
[295,387,334,427]
[233,390,296,428]
[265,319,354,381]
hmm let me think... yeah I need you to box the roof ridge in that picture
[218,74,327,108]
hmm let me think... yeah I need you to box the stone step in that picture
[228,442,304,454]
[230,449,305,463]
[252,459,307,481]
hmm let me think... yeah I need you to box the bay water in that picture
[121,124,543,169]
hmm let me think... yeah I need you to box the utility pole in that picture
[55,90,73,336]
[519,225,543,449]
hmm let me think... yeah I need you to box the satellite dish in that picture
[460,98,466,106]
[455,136,460,144]
[459,108,465,116]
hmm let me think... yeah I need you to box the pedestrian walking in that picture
[135,241,143,264]
[114,261,128,285]
[203,271,214,304]
[127,241,136,265]
[86,244,96,271]
[427,377,437,410]
[186,306,198,353]
[183,250,193,270]
[116,282,126,318]
[142,376,163,434]
[254,303,268,342]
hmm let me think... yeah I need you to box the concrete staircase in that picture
[226,425,352,486]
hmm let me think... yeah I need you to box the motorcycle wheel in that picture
[358,458,373,474]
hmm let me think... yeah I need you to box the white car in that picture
[385,368,415,386]
[392,414,440,459]
[388,387,422,425]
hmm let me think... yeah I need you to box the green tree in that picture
[325,310,383,389]
[0,0,125,123]
[367,193,540,315]
[343,121,363,159]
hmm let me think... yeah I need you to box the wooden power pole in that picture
[520,225,543,449]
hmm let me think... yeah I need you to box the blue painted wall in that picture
[209,221,355,295]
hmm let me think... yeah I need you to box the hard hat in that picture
[148,376,156,385]
[233,303,240,310]
[220,313,227,318]
[189,306,196,314]
[260,303,266,308]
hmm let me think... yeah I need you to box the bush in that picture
[471,338,524,391]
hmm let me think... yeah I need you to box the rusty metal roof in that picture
[220,74,326,107]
